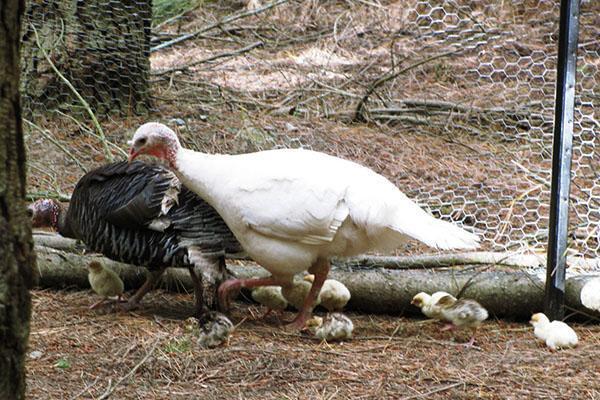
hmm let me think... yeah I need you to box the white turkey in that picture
[29,161,242,316]
[529,313,578,350]
[127,122,480,329]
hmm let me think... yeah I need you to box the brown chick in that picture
[197,311,234,348]
[437,295,488,347]
[87,261,125,309]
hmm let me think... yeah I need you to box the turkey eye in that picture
[136,137,147,146]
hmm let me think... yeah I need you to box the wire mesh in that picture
[20,0,599,259]
[21,0,152,117]
[402,0,599,258]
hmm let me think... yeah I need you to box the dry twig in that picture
[153,41,264,76]
[98,336,163,400]
[151,0,290,52]
[30,24,114,162]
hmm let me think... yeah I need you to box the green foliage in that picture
[164,337,192,353]
[54,358,70,369]
[153,0,203,25]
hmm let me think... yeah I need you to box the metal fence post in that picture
[544,0,580,320]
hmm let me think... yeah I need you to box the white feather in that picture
[412,291,456,320]
[318,279,351,312]
[580,277,600,312]
[529,313,578,350]
[314,313,354,341]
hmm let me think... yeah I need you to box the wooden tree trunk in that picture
[0,1,36,398]
[33,244,600,320]
[20,0,151,115]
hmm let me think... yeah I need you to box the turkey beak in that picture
[128,147,139,163]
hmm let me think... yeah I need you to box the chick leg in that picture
[464,327,478,348]
[287,258,330,330]
[218,276,287,311]
[188,266,208,318]
[440,323,456,331]
[89,298,108,309]
[121,268,165,311]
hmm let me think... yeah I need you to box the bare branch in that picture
[153,41,264,76]
[151,0,290,52]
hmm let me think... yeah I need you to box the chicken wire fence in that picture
[402,0,599,259]
[20,0,152,117]
[20,0,599,259]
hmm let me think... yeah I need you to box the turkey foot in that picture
[285,258,330,331]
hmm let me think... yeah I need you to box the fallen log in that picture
[34,245,600,320]
[33,233,600,271]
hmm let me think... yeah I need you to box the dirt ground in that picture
[22,0,600,399]
[26,289,600,399]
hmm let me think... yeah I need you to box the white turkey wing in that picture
[236,175,350,245]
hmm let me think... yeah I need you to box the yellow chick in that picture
[87,261,125,309]
[437,295,488,346]
[251,286,288,318]
[197,311,234,349]
[580,277,600,313]
[313,313,354,342]
[529,313,578,350]
[282,275,315,311]
[305,316,324,334]
[305,275,351,312]
[411,291,456,321]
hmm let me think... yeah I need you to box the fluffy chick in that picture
[313,313,354,342]
[411,291,456,320]
[281,275,315,311]
[251,286,288,318]
[529,313,578,350]
[437,295,488,346]
[305,275,351,312]
[197,311,234,349]
[87,261,124,309]
[580,277,600,312]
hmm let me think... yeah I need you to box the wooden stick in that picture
[23,119,88,173]
[30,24,113,162]
[98,337,162,400]
[153,41,264,76]
[354,48,463,122]
[151,0,289,52]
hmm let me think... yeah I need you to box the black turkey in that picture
[29,160,242,315]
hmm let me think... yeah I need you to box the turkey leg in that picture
[287,258,330,330]
[120,268,166,311]
[188,266,208,318]
[218,276,287,311]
